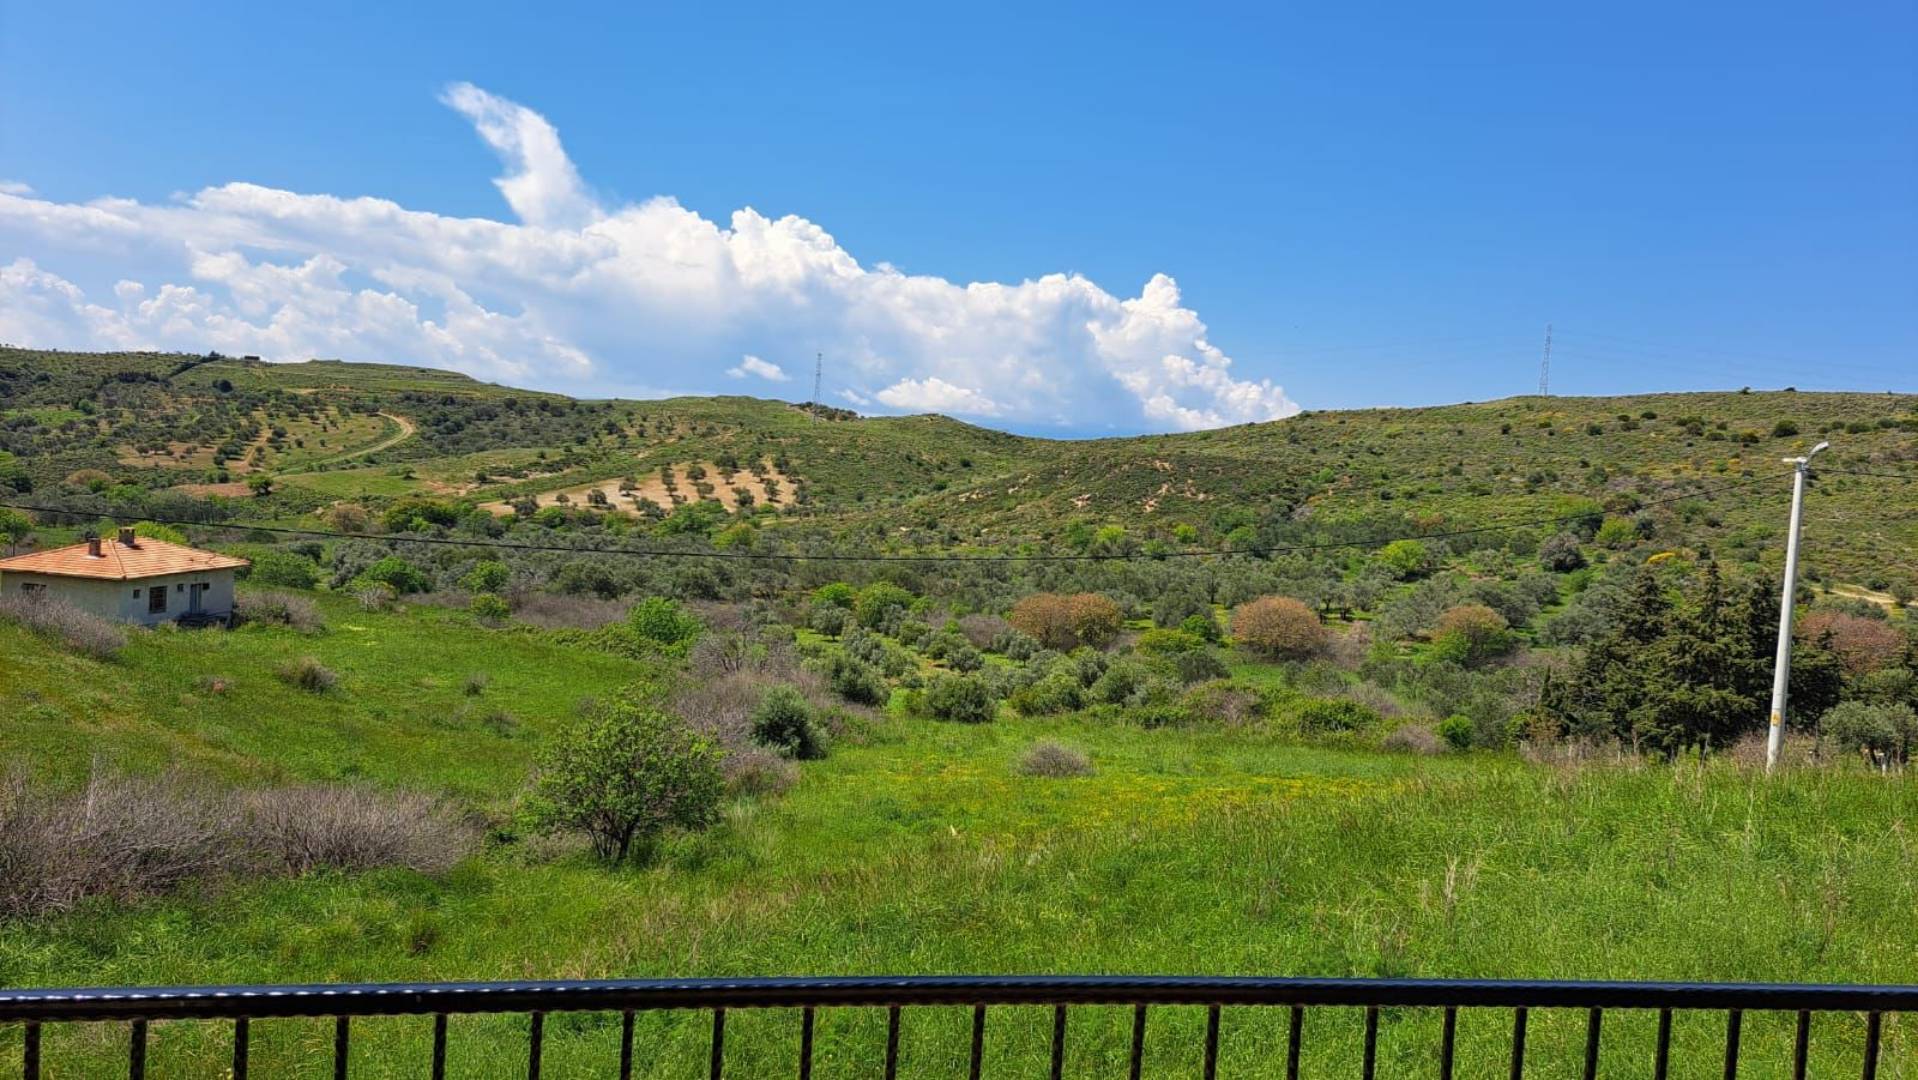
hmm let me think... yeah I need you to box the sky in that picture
[1,1,1913,434]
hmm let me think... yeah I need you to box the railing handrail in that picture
[6,975,1916,1023]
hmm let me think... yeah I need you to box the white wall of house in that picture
[1,569,237,625]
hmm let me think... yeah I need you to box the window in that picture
[19,583,44,595]
[148,585,168,614]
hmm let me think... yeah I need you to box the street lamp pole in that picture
[1766,440,1830,773]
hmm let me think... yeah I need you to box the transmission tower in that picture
[1538,323,1553,396]
[811,352,823,422]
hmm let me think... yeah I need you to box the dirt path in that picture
[1829,583,1901,611]
[312,412,416,465]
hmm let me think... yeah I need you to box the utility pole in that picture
[811,352,823,423]
[1766,440,1830,772]
[1538,324,1552,396]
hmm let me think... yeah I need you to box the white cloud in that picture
[0,84,1298,432]
[0,181,33,196]
[875,376,1001,415]
[726,354,789,382]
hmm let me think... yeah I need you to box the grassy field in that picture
[1,603,1913,1076]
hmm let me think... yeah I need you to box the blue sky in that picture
[2,1,1913,432]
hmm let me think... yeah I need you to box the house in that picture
[0,528,249,626]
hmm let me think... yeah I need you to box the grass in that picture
[0,604,1912,1075]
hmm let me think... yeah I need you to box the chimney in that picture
[119,527,138,548]
[86,534,102,558]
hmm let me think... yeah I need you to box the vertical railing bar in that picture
[1049,1005,1067,1080]
[1508,1007,1528,1080]
[1653,1008,1672,1080]
[333,1016,350,1080]
[884,1006,901,1080]
[1583,1008,1602,1080]
[1722,1009,1742,1080]
[1363,1006,1380,1080]
[23,1022,41,1080]
[1203,1004,1222,1080]
[1861,1011,1882,1080]
[1128,1004,1148,1080]
[1286,1005,1303,1080]
[968,1005,986,1080]
[432,1014,448,1080]
[1793,1011,1811,1080]
[232,1016,249,1080]
[621,1011,636,1080]
[798,1007,814,1080]
[708,1007,725,1080]
[129,1019,147,1080]
[527,1011,544,1080]
[1440,1007,1457,1080]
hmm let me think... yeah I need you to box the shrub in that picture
[1180,680,1263,726]
[242,786,474,875]
[1538,531,1587,573]
[276,656,338,693]
[1798,612,1907,675]
[812,582,857,609]
[1008,593,1123,650]
[958,613,1012,649]
[1429,604,1515,667]
[1296,697,1381,734]
[1231,596,1327,659]
[462,560,512,593]
[749,686,828,760]
[1173,649,1230,684]
[358,556,430,595]
[1382,724,1444,754]
[925,673,997,723]
[724,747,800,798]
[1821,701,1917,766]
[809,604,850,637]
[1179,612,1223,643]
[1437,714,1476,750]
[352,582,397,611]
[1377,539,1432,579]
[853,582,915,629]
[1137,627,1205,654]
[236,589,324,632]
[0,594,126,659]
[247,550,320,589]
[1009,671,1085,716]
[628,596,702,648]
[993,630,1042,661]
[1593,516,1639,549]
[827,652,888,705]
[470,592,512,623]
[1772,419,1800,437]
[1017,741,1093,778]
[528,702,726,863]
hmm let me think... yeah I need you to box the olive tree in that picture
[528,703,725,863]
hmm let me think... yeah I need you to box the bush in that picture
[276,656,338,693]
[1429,604,1516,668]
[1538,531,1587,573]
[1377,539,1433,579]
[1437,714,1476,750]
[958,613,1012,649]
[1231,596,1327,660]
[247,550,320,589]
[1296,697,1381,734]
[853,582,915,629]
[1382,724,1444,754]
[809,604,850,637]
[724,747,800,798]
[1179,612,1223,643]
[628,596,702,648]
[357,556,430,595]
[827,652,888,705]
[242,786,473,875]
[925,673,997,723]
[528,702,726,863]
[1821,701,1917,766]
[462,560,512,593]
[1798,612,1907,675]
[470,592,512,622]
[1173,649,1230,684]
[1137,627,1205,654]
[1008,592,1123,650]
[1017,741,1093,778]
[1009,670,1085,716]
[236,589,324,632]
[0,594,126,659]
[812,582,857,609]
[750,686,828,760]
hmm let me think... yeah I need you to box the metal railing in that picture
[1,975,1911,1079]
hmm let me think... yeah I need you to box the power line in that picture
[0,472,1783,565]
[1819,468,1918,481]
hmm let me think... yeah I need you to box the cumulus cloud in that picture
[0,84,1297,432]
[726,355,789,382]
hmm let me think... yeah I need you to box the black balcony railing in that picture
[1,975,1911,1079]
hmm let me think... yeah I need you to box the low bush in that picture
[628,596,702,649]
[1295,697,1381,735]
[1009,670,1085,716]
[1017,741,1094,778]
[246,550,321,589]
[827,652,888,705]
[527,702,725,863]
[1821,700,1917,766]
[470,593,512,623]
[925,673,997,723]
[1232,596,1327,660]
[958,613,1011,649]
[750,686,828,759]
[724,747,800,798]
[1173,649,1230,684]
[1382,724,1444,755]
[0,594,126,659]
[277,656,338,693]
[1437,714,1476,750]
[242,786,474,875]
[237,589,324,632]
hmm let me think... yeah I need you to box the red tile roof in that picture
[0,537,249,581]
